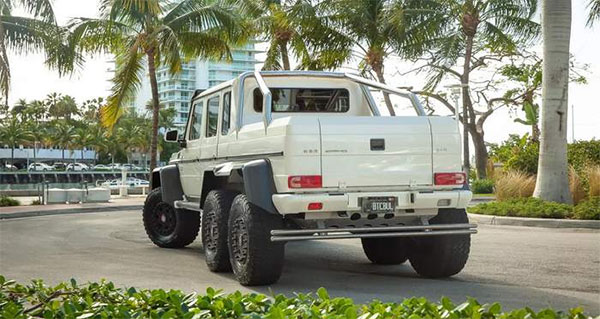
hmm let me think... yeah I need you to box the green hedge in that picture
[0,195,20,207]
[471,179,495,194]
[0,276,592,319]
[469,197,600,220]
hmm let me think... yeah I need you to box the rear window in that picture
[253,88,349,113]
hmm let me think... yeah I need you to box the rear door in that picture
[319,116,433,188]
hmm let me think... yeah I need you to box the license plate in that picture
[361,197,396,214]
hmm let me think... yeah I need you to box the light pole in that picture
[445,84,470,179]
[142,153,147,171]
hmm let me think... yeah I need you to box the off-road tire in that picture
[202,190,237,272]
[409,208,471,278]
[361,237,411,265]
[228,194,285,286]
[143,187,200,248]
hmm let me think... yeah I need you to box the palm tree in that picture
[423,0,539,178]
[533,0,572,203]
[1,0,75,103]
[27,100,47,122]
[69,0,247,179]
[11,98,28,120]
[25,120,46,163]
[45,92,62,119]
[49,120,76,161]
[240,0,350,71]
[325,0,440,115]
[587,0,600,26]
[0,117,31,165]
[73,127,95,163]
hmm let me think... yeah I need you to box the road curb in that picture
[468,213,600,229]
[0,205,143,220]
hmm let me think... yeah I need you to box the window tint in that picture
[221,92,231,135]
[206,96,219,137]
[253,88,349,113]
[189,101,204,140]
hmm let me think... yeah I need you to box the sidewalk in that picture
[0,196,145,219]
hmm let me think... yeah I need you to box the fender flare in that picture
[241,159,278,214]
[158,165,184,207]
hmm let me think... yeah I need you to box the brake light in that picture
[288,175,322,188]
[307,202,323,210]
[434,172,466,185]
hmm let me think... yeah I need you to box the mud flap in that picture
[242,159,278,214]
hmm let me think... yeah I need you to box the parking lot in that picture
[0,210,598,313]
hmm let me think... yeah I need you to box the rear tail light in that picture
[307,202,323,210]
[288,175,322,188]
[434,172,466,185]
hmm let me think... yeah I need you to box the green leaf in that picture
[317,287,329,300]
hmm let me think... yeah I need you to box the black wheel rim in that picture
[151,203,177,237]
[203,209,219,252]
[230,216,249,265]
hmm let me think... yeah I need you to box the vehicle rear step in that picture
[270,223,477,242]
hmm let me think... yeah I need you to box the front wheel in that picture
[228,194,285,286]
[143,187,200,248]
[409,209,471,278]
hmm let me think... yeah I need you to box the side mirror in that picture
[164,129,179,142]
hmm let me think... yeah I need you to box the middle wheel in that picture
[228,194,285,286]
[201,190,237,272]
[361,237,412,265]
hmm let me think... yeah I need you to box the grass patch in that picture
[0,195,20,207]
[0,276,592,318]
[573,197,600,220]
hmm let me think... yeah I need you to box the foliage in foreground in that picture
[0,195,20,207]
[0,277,592,319]
[469,197,600,220]
[471,179,495,194]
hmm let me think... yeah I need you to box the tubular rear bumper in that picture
[270,223,477,242]
[271,190,472,215]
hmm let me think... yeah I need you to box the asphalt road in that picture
[1,210,598,313]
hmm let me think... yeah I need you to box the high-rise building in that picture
[132,43,260,126]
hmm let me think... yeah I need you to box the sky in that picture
[8,0,600,144]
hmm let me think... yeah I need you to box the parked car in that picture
[144,71,476,286]
[66,163,90,171]
[121,163,143,171]
[2,164,18,171]
[52,162,67,170]
[92,164,110,171]
[127,177,149,186]
[107,163,122,170]
[28,163,54,171]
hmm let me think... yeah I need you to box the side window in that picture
[189,101,204,140]
[206,96,219,138]
[221,91,231,135]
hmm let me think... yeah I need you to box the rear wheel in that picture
[202,190,237,272]
[361,237,411,265]
[143,187,200,248]
[228,194,285,286]
[409,209,471,278]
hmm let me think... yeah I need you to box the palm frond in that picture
[587,0,600,27]
[262,39,282,70]
[15,0,56,23]
[101,38,144,128]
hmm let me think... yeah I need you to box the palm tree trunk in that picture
[279,41,291,70]
[147,50,160,186]
[533,0,572,203]
[461,35,474,178]
[372,65,395,116]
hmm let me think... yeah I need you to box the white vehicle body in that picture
[28,163,54,171]
[66,163,89,171]
[167,72,471,225]
[147,71,476,285]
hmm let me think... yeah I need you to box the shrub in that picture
[0,195,20,207]
[569,166,586,205]
[587,165,600,197]
[494,171,535,201]
[471,179,495,194]
[469,198,573,219]
[30,199,42,205]
[568,140,600,174]
[0,276,592,319]
[573,197,600,220]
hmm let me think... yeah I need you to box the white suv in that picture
[66,163,90,171]
[143,71,475,286]
[28,163,54,171]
